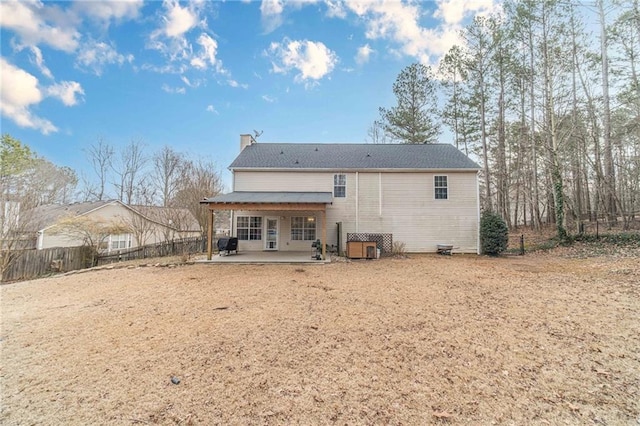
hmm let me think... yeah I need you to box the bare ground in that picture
[1,249,639,425]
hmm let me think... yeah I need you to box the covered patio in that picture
[197,250,330,264]
[200,191,333,261]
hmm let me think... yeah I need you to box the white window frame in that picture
[291,216,317,241]
[334,173,346,198]
[237,216,262,241]
[434,175,448,200]
[109,233,132,252]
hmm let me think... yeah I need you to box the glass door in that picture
[264,217,278,250]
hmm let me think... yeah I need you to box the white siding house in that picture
[29,200,201,252]
[201,135,481,258]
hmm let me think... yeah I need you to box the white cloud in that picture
[325,0,347,18]
[228,79,248,89]
[255,0,485,64]
[45,81,84,106]
[262,95,276,103]
[190,33,226,74]
[162,0,199,37]
[161,84,186,94]
[259,0,320,32]
[73,0,143,25]
[355,43,374,65]
[180,76,202,88]
[347,1,434,63]
[0,0,80,52]
[0,57,57,134]
[147,2,233,80]
[260,0,285,33]
[16,44,54,79]
[268,38,338,83]
[206,104,218,114]
[434,0,497,25]
[339,0,499,64]
[76,39,134,76]
[148,0,205,61]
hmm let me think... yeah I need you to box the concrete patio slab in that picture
[196,251,330,264]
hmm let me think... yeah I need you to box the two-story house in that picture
[201,135,481,259]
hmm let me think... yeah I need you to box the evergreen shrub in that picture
[480,211,509,256]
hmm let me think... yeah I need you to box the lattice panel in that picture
[347,233,393,255]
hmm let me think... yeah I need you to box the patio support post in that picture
[207,208,214,260]
[321,209,327,260]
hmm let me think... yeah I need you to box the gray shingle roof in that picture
[28,201,201,232]
[201,192,333,204]
[230,143,480,170]
[28,200,115,231]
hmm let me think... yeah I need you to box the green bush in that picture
[480,211,509,256]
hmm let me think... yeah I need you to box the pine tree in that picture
[379,63,441,144]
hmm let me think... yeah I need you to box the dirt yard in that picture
[1,248,639,425]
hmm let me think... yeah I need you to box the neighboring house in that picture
[1,199,36,250]
[200,134,481,259]
[28,200,201,252]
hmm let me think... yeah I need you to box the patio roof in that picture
[200,191,331,260]
[201,191,333,205]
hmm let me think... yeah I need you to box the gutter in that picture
[230,167,481,173]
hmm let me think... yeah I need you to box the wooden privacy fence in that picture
[1,237,210,283]
[1,246,93,282]
[96,237,207,266]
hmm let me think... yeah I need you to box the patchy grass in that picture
[1,251,639,425]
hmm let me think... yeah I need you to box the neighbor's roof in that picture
[28,200,201,232]
[201,191,333,204]
[229,143,480,170]
[28,200,116,231]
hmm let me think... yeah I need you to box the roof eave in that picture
[230,167,481,173]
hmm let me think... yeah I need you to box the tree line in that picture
[1,134,223,236]
[372,0,639,239]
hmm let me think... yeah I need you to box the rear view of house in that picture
[201,135,481,259]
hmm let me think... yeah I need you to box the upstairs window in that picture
[237,216,262,240]
[334,174,346,198]
[435,175,448,200]
[291,216,316,241]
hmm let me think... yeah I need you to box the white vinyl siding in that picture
[235,171,338,192]
[233,170,478,253]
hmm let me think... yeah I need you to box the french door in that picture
[264,217,279,250]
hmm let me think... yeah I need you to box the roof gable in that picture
[28,200,118,231]
[230,143,480,170]
[28,201,200,232]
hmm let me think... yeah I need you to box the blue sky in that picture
[1,0,499,189]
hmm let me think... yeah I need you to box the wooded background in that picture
[373,0,639,239]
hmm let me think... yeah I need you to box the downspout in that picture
[476,171,481,254]
[230,170,235,236]
[378,172,382,216]
[355,172,359,233]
